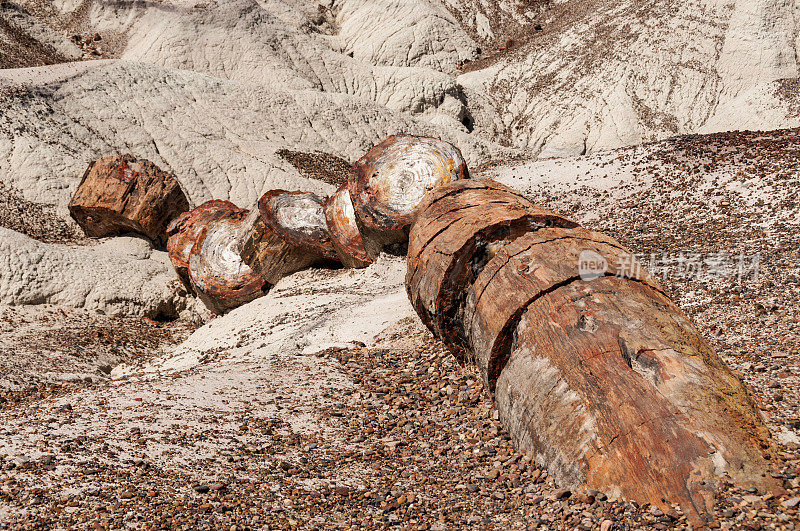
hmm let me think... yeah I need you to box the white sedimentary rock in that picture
[0,229,187,317]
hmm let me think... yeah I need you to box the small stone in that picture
[209,482,226,491]
[193,485,210,494]
[466,484,480,493]
[600,519,613,531]
[781,496,800,509]
[487,469,500,480]
[525,494,543,505]
[551,488,571,500]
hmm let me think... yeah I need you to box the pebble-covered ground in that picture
[0,305,194,397]
[1,128,800,529]
[0,181,81,244]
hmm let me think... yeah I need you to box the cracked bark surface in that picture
[406,179,575,360]
[405,179,781,525]
[68,154,189,247]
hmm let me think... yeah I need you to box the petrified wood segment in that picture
[239,190,338,284]
[404,178,779,523]
[406,179,576,360]
[323,184,381,268]
[461,226,665,389]
[69,154,189,246]
[495,276,778,522]
[349,135,469,245]
[167,200,239,289]
[188,206,266,314]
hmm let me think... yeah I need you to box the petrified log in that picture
[166,200,239,290]
[187,205,267,314]
[69,154,189,246]
[239,190,338,284]
[406,179,577,361]
[349,135,469,247]
[323,184,381,268]
[463,226,664,388]
[405,179,779,524]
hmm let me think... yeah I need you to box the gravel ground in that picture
[276,150,352,188]
[0,181,81,243]
[0,322,798,530]
[0,305,195,397]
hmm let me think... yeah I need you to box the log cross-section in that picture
[167,200,241,291]
[239,190,338,285]
[404,178,780,524]
[349,135,469,247]
[187,204,267,314]
[323,183,381,268]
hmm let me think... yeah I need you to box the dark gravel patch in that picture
[0,181,81,243]
[277,149,352,187]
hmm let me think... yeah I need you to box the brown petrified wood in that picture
[495,277,778,523]
[349,135,469,246]
[405,179,576,360]
[239,190,338,285]
[167,200,239,290]
[404,178,780,524]
[462,226,665,388]
[323,184,381,268]
[68,154,189,246]
[187,205,267,314]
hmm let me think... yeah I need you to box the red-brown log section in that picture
[462,226,665,388]
[187,204,267,314]
[239,190,338,284]
[405,179,779,524]
[406,179,576,361]
[167,200,239,290]
[349,135,469,246]
[323,184,381,268]
[68,154,189,246]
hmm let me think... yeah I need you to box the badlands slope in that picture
[1,0,800,529]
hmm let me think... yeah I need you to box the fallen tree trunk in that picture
[187,205,267,314]
[349,135,469,248]
[405,178,780,524]
[323,184,381,268]
[69,154,189,247]
[167,200,240,290]
[239,190,338,284]
[406,179,576,361]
